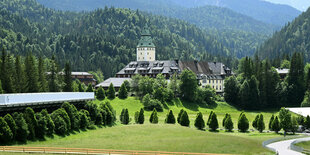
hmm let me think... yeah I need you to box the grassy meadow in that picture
[296,141,310,150]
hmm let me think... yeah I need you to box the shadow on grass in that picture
[182,100,199,111]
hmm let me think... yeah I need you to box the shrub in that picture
[96,86,105,100]
[279,108,292,132]
[291,116,298,134]
[86,83,93,92]
[180,111,190,127]
[257,114,265,133]
[194,112,205,130]
[144,99,163,112]
[149,109,158,124]
[51,108,71,134]
[79,111,89,129]
[222,113,229,127]
[252,114,259,130]
[238,113,249,132]
[269,115,275,131]
[208,112,218,131]
[95,111,103,125]
[118,83,128,99]
[305,115,310,129]
[23,107,38,140]
[85,102,99,122]
[107,83,116,99]
[13,113,29,142]
[53,116,67,135]
[271,116,281,133]
[4,114,16,140]
[138,108,144,124]
[41,109,55,136]
[120,109,130,125]
[165,110,176,124]
[177,109,184,124]
[123,80,131,92]
[207,111,214,126]
[62,102,80,130]
[224,115,234,132]
[35,113,47,139]
[134,111,139,124]
[0,117,13,144]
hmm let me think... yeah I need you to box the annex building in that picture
[97,26,232,93]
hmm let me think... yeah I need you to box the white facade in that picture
[137,47,155,61]
[199,76,224,93]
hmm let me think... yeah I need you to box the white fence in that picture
[0,92,94,107]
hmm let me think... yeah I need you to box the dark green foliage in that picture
[78,83,85,92]
[271,116,281,133]
[134,111,139,124]
[149,108,158,124]
[257,114,265,133]
[63,62,73,92]
[23,107,38,140]
[13,113,29,142]
[224,76,240,106]
[222,113,229,127]
[84,102,99,122]
[137,108,144,124]
[4,114,17,140]
[180,110,190,127]
[207,111,214,126]
[120,108,130,125]
[25,52,39,92]
[196,86,216,105]
[95,111,103,125]
[99,102,116,126]
[177,109,184,124]
[208,112,218,131]
[252,114,259,129]
[48,55,61,92]
[301,91,310,107]
[79,110,90,129]
[153,86,168,103]
[238,113,249,132]
[0,80,3,94]
[1,49,14,93]
[61,102,80,130]
[118,83,128,99]
[291,116,298,134]
[0,117,13,144]
[41,109,55,136]
[194,112,205,130]
[96,86,105,100]
[35,113,47,139]
[15,56,26,93]
[305,115,310,129]
[107,83,115,99]
[279,108,291,132]
[297,115,304,127]
[165,110,176,124]
[269,115,275,131]
[51,108,71,134]
[38,57,48,92]
[142,94,163,112]
[86,83,94,92]
[224,115,234,132]
[180,70,198,101]
[123,80,131,92]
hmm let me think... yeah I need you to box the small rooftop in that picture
[95,78,131,88]
[276,68,289,74]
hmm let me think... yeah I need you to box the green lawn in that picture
[296,141,310,150]
[17,124,280,155]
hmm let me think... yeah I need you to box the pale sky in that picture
[264,0,310,11]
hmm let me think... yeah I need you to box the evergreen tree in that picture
[53,116,67,135]
[134,111,139,124]
[207,111,214,126]
[123,80,131,92]
[222,113,229,127]
[239,80,251,109]
[1,49,14,93]
[208,112,219,131]
[14,56,26,93]
[224,115,234,132]
[13,113,29,142]
[224,76,240,106]
[106,83,115,99]
[61,102,80,130]
[291,116,298,134]
[48,55,60,92]
[79,110,89,129]
[252,114,259,129]
[78,83,85,92]
[248,76,260,110]
[35,113,47,139]
[305,115,310,129]
[0,117,13,144]
[301,91,310,107]
[238,113,249,132]
[180,110,190,127]
[25,52,39,92]
[0,80,3,94]
[138,108,144,124]
[120,109,125,124]
[271,116,281,133]
[194,112,205,130]
[257,114,265,133]
[63,62,73,92]
[177,109,184,124]
[38,56,48,92]
[165,110,176,124]
[180,70,198,101]
[96,86,105,100]
[4,114,17,140]
[41,109,55,136]
[120,108,129,125]
[51,108,71,133]
[118,83,128,99]
[279,108,292,132]
[150,108,158,124]
[269,115,275,131]
[23,107,38,140]
[86,83,93,92]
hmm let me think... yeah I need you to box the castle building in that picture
[136,25,156,61]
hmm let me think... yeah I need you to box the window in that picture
[150,57,151,59]
[216,86,218,90]
[203,79,207,83]
[216,80,218,84]
[212,80,214,83]
[209,80,211,83]
[220,86,222,90]
[220,80,222,83]
[140,52,142,55]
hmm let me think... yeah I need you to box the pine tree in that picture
[279,108,292,132]
[35,113,47,139]
[180,110,190,127]
[207,111,214,126]
[41,109,55,136]
[138,108,144,124]
[194,112,205,130]
[252,114,259,130]
[257,114,265,133]
[86,83,93,92]
[134,111,139,124]
[165,110,176,124]
[14,56,26,93]
[13,113,29,142]
[0,117,13,144]
[63,62,73,92]
[0,80,3,94]
[238,113,249,132]
[269,115,275,131]
[4,114,17,140]
[222,113,229,127]
[271,116,281,133]
[1,49,14,93]
[150,108,158,124]
[24,107,38,140]
[120,109,129,125]
[106,83,115,99]
[123,80,131,92]
[96,86,105,100]
[118,83,128,99]
[291,116,298,134]
[305,115,310,129]
[25,52,39,92]
[79,110,89,129]
[177,109,184,124]
[78,83,85,92]
[208,112,218,131]
[48,55,60,92]
[224,115,234,132]
[38,57,48,92]
[224,76,240,106]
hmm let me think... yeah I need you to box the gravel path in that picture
[266,136,310,155]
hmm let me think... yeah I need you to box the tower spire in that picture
[136,24,156,61]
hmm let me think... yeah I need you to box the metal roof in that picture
[286,107,310,117]
[276,68,289,74]
[95,78,131,88]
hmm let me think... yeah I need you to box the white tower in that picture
[136,25,156,61]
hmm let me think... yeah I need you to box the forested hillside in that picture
[0,0,237,78]
[257,8,310,63]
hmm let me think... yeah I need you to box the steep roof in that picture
[178,61,212,75]
[137,25,155,48]
[95,78,131,88]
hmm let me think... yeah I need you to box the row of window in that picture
[139,52,152,55]
[138,57,152,60]
[202,79,222,84]
[137,48,155,51]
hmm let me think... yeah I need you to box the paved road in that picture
[267,136,310,155]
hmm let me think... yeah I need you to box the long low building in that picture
[286,107,310,117]
[0,92,95,112]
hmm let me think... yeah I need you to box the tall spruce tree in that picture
[25,52,39,92]
[1,49,14,93]
[38,57,48,92]
[118,83,128,99]
[165,110,176,124]
[180,110,190,127]
[194,112,205,130]
[49,55,60,92]
[0,117,13,144]
[107,83,115,99]
[15,55,26,93]
[208,112,219,131]
[23,107,38,140]
[224,76,240,106]
[63,62,73,92]
[269,115,275,131]
[238,113,249,132]
[271,116,281,133]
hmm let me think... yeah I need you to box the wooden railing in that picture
[0,146,229,155]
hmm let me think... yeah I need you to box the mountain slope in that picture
[257,8,310,62]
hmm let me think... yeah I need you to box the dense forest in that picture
[257,8,310,65]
